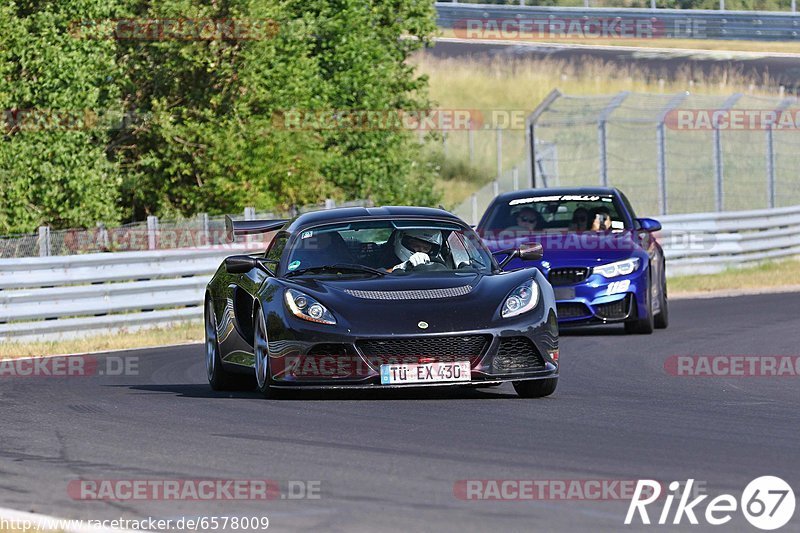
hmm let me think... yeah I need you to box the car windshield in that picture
[480,193,629,234]
[283,219,494,276]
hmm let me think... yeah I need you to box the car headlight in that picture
[593,258,640,278]
[501,279,540,318]
[284,289,336,325]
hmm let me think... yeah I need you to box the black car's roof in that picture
[494,187,621,203]
[286,206,464,233]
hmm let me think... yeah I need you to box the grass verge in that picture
[438,30,800,54]
[668,256,800,294]
[0,320,202,359]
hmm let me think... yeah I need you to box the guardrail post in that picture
[324,198,336,209]
[471,194,478,226]
[146,215,159,251]
[38,226,51,257]
[713,94,742,212]
[496,126,503,179]
[492,180,499,198]
[512,166,519,191]
[597,92,629,187]
[244,207,255,220]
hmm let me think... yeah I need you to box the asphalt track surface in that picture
[429,38,800,89]
[1,292,799,532]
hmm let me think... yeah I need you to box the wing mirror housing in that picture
[494,242,543,269]
[637,218,662,232]
[224,255,275,276]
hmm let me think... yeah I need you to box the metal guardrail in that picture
[0,204,797,341]
[658,203,800,275]
[436,3,800,40]
[0,246,254,342]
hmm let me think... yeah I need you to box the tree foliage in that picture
[0,0,439,233]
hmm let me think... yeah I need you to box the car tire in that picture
[624,271,654,335]
[654,265,669,330]
[513,377,558,398]
[205,298,243,391]
[254,307,279,399]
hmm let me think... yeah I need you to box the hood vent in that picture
[344,285,472,300]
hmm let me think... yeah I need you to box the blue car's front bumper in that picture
[548,266,648,326]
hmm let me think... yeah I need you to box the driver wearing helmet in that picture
[388,229,443,272]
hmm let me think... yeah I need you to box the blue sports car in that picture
[477,187,668,334]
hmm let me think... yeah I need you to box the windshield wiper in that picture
[285,263,386,278]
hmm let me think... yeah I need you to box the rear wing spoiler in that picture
[225,215,288,242]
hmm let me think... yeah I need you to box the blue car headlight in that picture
[593,258,640,278]
[284,289,336,325]
[501,279,540,318]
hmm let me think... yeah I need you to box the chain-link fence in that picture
[524,90,800,216]
[0,199,373,259]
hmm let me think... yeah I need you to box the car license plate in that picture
[380,361,471,385]
[554,287,575,300]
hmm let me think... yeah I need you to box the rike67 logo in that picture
[626,477,796,530]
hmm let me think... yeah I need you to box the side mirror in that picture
[494,242,543,269]
[637,218,662,232]
[519,242,544,261]
[225,255,273,275]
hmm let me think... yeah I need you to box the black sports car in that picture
[204,207,559,398]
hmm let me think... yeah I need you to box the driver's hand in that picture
[407,252,430,268]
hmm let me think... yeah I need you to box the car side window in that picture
[265,232,289,265]
[619,192,639,227]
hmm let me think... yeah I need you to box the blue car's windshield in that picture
[283,219,493,276]
[481,194,629,234]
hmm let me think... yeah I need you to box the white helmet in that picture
[394,229,443,262]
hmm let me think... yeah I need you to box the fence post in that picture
[324,198,336,209]
[713,93,742,212]
[526,89,562,189]
[597,92,629,187]
[200,213,209,246]
[97,222,110,251]
[146,216,159,251]
[492,180,499,198]
[470,194,478,226]
[720,0,725,9]
[766,98,793,209]
[38,226,51,257]
[655,92,688,215]
[244,207,255,220]
[512,166,519,191]
[468,122,475,164]
[496,126,503,179]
